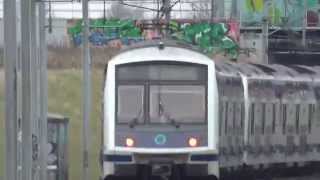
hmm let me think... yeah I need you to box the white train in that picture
[101,41,320,180]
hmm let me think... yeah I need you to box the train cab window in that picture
[116,62,208,125]
[117,86,144,123]
[149,85,206,124]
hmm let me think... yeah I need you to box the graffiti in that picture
[67,19,240,59]
[170,22,239,59]
[245,0,264,13]
[241,0,320,27]
[68,19,144,47]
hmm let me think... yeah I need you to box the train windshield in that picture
[116,62,207,125]
[149,85,206,123]
[117,85,144,123]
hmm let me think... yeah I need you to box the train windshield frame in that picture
[115,61,208,125]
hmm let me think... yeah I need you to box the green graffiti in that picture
[242,0,320,27]
[68,19,141,38]
[68,19,239,59]
[245,0,264,13]
[269,4,282,25]
[171,22,239,59]
[68,20,83,37]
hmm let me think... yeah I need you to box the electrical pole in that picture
[31,2,39,179]
[262,18,269,64]
[164,0,171,37]
[302,0,307,47]
[217,0,224,19]
[82,0,92,180]
[262,0,270,64]
[4,0,18,178]
[211,0,215,22]
[20,0,35,179]
[103,0,106,21]
[38,2,48,180]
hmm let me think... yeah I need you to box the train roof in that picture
[107,40,213,67]
[216,61,320,82]
[105,40,320,82]
[118,40,202,54]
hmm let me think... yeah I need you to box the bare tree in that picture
[191,0,211,20]
[109,2,145,19]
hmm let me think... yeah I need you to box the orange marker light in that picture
[188,137,198,147]
[126,137,135,147]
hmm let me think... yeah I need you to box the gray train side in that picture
[216,62,320,178]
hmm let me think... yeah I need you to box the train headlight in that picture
[125,137,135,147]
[188,137,198,147]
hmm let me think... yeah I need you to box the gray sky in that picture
[0,0,230,19]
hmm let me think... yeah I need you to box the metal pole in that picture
[103,0,106,21]
[302,0,307,47]
[32,2,42,179]
[16,2,23,179]
[217,0,224,19]
[30,3,39,179]
[211,0,215,22]
[164,0,171,37]
[262,18,269,64]
[20,0,34,179]
[231,0,237,20]
[262,0,269,64]
[39,2,48,180]
[48,0,53,33]
[4,0,18,178]
[82,0,92,180]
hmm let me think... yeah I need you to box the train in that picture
[101,40,320,180]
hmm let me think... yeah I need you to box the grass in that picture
[0,69,104,180]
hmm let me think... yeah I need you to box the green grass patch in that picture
[0,69,104,180]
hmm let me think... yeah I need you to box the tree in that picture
[109,2,145,19]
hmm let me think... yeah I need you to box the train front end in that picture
[103,42,219,180]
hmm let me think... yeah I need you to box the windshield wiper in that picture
[159,100,180,128]
[170,118,180,129]
[129,118,138,128]
[129,109,142,129]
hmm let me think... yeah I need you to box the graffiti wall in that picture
[67,19,145,48]
[170,22,239,59]
[241,0,320,27]
[67,19,240,59]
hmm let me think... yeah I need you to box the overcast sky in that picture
[0,0,217,19]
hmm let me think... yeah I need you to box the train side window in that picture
[225,102,229,134]
[250,104,255,135]
[309,104,315,133]
[272,104,276,134]
[296,104,300,134]
[282,104,287,135]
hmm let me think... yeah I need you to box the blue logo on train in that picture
[154,134,167,145]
